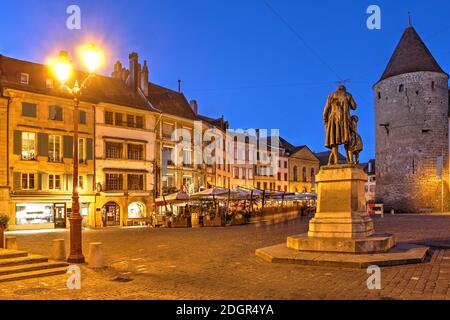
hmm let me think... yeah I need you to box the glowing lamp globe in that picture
[82,44,102,73]
[54,50,72,84]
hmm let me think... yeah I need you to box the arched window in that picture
[302,167,307,182]
[293,166,298,182]
[128,202,145,219]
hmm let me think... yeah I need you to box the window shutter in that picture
[22,102,37,117]
[13,172,21,190]
[87,174,94,191]
[41,173,49,190]
[38,173,42,190]
[86,138,93,160]
[66,174,73,192]
[38,133,49,157]
[13,130,22,155]
[63,136,73,158]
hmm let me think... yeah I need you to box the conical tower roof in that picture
[379,26,446,82]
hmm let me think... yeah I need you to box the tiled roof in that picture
[0,55,153,111]
[146,82,198,120]
[379,26,446,82]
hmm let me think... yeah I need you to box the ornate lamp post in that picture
[53,44,102,263]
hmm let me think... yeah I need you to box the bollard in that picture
[88,242,105,268]
[5,236,18,250]
[51,239,66,260]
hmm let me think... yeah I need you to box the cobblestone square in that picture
[1,215,450,300]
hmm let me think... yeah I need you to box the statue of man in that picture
[323,85,357,165]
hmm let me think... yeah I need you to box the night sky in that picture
[2,0,450,162]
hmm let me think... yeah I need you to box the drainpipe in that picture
[6,95,10,187]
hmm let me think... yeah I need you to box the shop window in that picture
[21,132,36,160]
[15,203,54,225]
[128,202,145,219]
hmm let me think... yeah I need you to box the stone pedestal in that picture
[256,164,428,268]
[289,164,394,253]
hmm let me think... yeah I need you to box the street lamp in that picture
[53,44,102,263]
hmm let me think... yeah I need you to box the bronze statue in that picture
[323,85,362,165]
[345,115,363,164]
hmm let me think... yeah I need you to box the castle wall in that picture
[374,71,449,212]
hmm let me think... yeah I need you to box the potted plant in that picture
[0,215,9,249]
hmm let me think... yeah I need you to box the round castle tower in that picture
[374,26,449,213]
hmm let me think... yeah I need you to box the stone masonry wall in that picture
[374,72,449,212]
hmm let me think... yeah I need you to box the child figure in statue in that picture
[345,115,363,164]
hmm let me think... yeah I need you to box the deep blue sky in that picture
[2,0,450,162]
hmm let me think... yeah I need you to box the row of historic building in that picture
[0,52,320,230]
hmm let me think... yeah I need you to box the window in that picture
[277,172,281,181]
[115,113,123,126]
[135,116,144,129]
[20,73,29,84]
[48,174,61,190]
[162,175,174,192]
[79,138,86,163]
[21,132,36,160]
[257,182,261,189]
[284,173,288,181]
[22,102,37,117]
[128,202,145,219]
[127,114,134,127]
[48,135,62,162]
[127,174,144,190]
[377,92,381,100]
[302,167,307,182]
[49,105,63,121]
[241,168,246,179]
[248,168,253,179]
[293,166,298,182]
[127,144,144,160]
[162,123,174,139]
[105,142,123,159]
[46,78,53,89]
[162,147,174,166]
[21,173,35,190]
[263,182,268,190]
[105,174,123,191]
[284,161,288,169]
[105,111,113,125]
[399,84,404,93]
[79,110,87,124]
[311,168,315,184]
[183,149,192,166]
[234,168,239,179]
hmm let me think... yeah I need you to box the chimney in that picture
[112,61,123,79]
[140,60,149,96]
[189,99,198,114]
[122,68,130,82]
[129,52,139,92]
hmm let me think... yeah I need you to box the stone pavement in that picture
[2,214,450,300]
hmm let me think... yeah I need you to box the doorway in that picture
[54,203,66,228]
[102,202,121,227]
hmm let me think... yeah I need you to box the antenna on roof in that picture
[178,79,181,93]
[408,11,412,27]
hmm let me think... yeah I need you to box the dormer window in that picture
[46,78,54,89]
[20,73,29,85]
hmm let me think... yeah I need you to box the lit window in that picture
[106,142,123,159]
[21,173,35,190]
[21,132,36,160]
[104,111,113,125]
[127,144,144,160]
[46,78,53,89]
[115,113,123,126]
[105,173,123,191]
[48,174,61,190]
[20,73,29,85]
[48,135,62,162]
